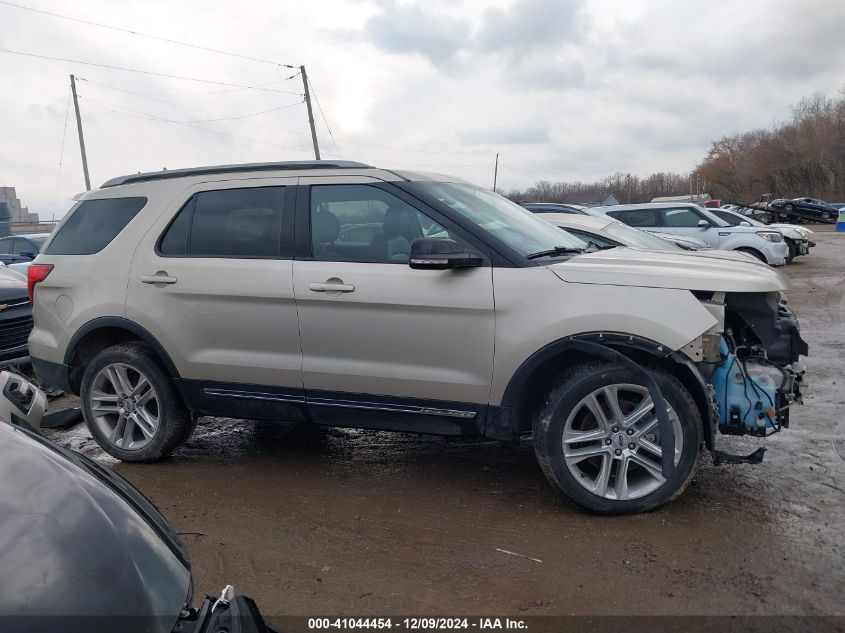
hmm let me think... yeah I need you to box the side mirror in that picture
[409,238,482,270]
[697,219,710,228]
[739,221,751,227]
[19,251,36,259]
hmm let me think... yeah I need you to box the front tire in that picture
[80,343,191,462]
[532,362,702,514]
[736,247,767,263]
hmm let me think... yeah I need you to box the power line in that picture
[0,48,303,94]
[81,96,308,153]
[0,0,297,68]
[52,84,72,206]
[79,77,311,135]
[78,75,300,97]
[503,155,562,178]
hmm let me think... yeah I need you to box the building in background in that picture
[0,187,42,237]
[0,187,39,223]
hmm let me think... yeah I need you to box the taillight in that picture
[27,264,54,302]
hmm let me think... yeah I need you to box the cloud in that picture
[362,3,471,65]
[459,121,551,145]
[475,0,587,53]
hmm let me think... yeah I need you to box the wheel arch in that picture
[489,332,716,450]
[65,317,187,402]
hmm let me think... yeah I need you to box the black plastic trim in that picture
[30,356,71,392]
[184,380,307,422]
[306,389,484,437]
[64,317,187,400]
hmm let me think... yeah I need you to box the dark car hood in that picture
[0,268,27,302]
[0,422,191,628]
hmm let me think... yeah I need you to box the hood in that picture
[711,224,779,236]
[0,268,28,302]
[0,422,190,629]
[769,223,812,237]
[550,247,789,292]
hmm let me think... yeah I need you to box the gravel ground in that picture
[42,226,844,619]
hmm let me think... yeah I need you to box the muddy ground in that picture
[43,227,844,618]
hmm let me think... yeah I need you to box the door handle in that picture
[309,282,355,293]
[141,274,178,285]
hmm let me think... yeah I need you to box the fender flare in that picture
[496,332,716,463]
[64,317,187,401]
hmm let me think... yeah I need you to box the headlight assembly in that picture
[756,231,784,243]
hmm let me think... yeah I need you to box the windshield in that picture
[727,212,765,227]
[604,222,683,251]
[694,205,731,227]
[413,182,587,256]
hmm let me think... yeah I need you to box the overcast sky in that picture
[2,0,844,220]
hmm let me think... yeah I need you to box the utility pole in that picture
[300,66,320,160]
[69,74,91,191]
[492,153,499,191]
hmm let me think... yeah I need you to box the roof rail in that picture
[100,160,373,188]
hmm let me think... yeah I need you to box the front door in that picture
[292,181,495,433]
[126,178,306,421]
[658,206,721,247]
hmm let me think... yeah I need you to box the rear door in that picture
[292,180,495,432]
[126,178,306,421]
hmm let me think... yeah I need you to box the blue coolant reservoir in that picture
[711,338,783,435]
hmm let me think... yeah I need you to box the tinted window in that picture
[310,185,450,263]
[662,207,703,228]
[45,197,147,255]
[0,238,12,255]
[609,209,659,227]
[712,210,739,225]
[158,199,192,256]
[160,187,286,258]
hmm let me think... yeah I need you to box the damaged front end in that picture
[696,291,808,439]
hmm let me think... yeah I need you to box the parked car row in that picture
[520,201,816,265]
[26,160,808,517]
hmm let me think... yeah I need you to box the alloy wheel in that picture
[561,383,682,500]
[89,362,161,451]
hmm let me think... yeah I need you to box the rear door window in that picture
[159,186,287,258]
[609,209,659,227]
[0,238,12,254]
[45,197,148,255]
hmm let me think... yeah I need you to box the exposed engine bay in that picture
[698,291,808,437]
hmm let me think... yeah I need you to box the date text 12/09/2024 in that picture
[308,618,528,630]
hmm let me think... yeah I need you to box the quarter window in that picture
[310,185,450,263]
[159,187,287,258]
[45,197,147,255]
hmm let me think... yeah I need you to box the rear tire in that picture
[80,343,191,462]
[532,362,702,514]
